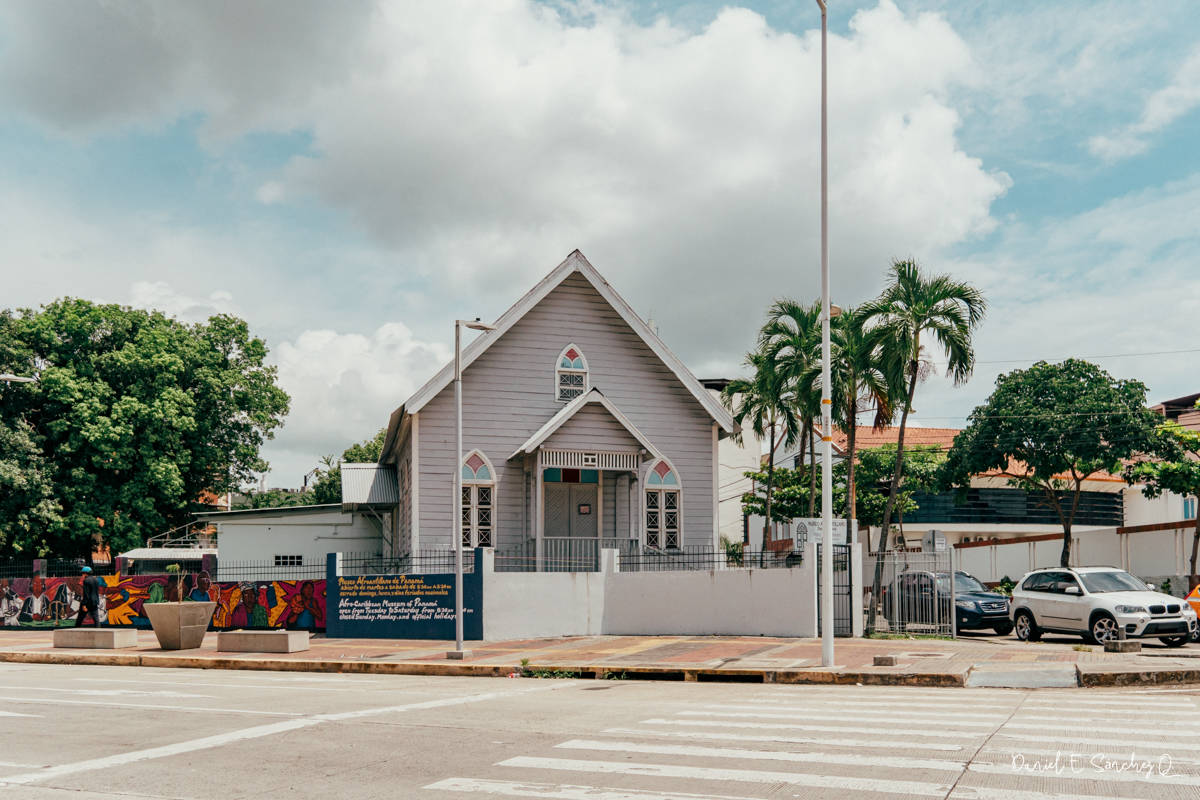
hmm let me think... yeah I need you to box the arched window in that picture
[644,459,681,549]
[555,344,588,401]
[460,450,495,547]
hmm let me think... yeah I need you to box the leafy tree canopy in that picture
[0,300,289,559]
[941,359,1159,565]
[1127,419,1200,587]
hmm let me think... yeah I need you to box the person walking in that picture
[74,566,101,627]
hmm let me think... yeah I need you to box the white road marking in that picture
[72,676,388,692]
[706,700,1017,713]
[995,731,1200,753]
[498,756,953,797]
[604,726,966,752]
[951,785,1181,800]
[0,718,321,786]
[0,761,43,768]
[655,715,989,736]
[555,739,967,771]
[679,709,1000,727]
[1022,696,1193,708]
[1013,711,1200,724]
[968,759,1200,787]
[0,685,212,699]
[0,683,574,786]
[0,696,300,716]
[426,777,755,800]
[0,711,40,718]
[1003,720,1200,738]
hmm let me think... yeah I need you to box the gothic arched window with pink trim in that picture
[555,344,588,401]
[644,459,681,549]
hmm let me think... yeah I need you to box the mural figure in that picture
[231,584,270,628]
[285,581,322,629]
[18,576,50,623]
[0,579,21,626]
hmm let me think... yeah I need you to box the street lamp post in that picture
[0,374,36,383]
[815,0,835,668]
[447,318,495,660]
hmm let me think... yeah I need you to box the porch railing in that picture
[494,538,640,573]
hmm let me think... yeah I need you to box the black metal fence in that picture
[0,560,117,579]
[338,550,470,576]
[215,559,327,582]
[619,545,804,572]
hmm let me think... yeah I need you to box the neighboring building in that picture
[1152,391,1200,433]
[379,250,737,556]
[701,378,765,547]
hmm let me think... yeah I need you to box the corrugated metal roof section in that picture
[118,548,217,560]
[341,463,399,507]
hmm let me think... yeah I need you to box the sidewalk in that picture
[3,629,1199,687]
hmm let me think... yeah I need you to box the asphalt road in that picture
[1,663,1199,799]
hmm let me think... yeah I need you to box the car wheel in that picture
[1014,610,1040,642]
[992,621,1014,637]
[1088,613,1120,645]
[1160,635,1190,648]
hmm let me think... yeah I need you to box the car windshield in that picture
[1078,570,1148,593]
[936,572,987,593]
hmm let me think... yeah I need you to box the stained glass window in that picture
[555,344,588,401]
[644,460,681,549]
[460,450,495,547]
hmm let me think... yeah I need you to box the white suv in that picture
[1011,566,1197,647]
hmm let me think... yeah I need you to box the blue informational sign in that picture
[325,551,483,640]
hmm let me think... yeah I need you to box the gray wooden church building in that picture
[378,250,737,560]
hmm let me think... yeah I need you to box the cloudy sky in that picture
[2,1,1198,487]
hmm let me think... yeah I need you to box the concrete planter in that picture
[145,602,216,650]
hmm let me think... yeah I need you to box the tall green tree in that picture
[308,428,387,505]
[0,299,290,559]
[863,259,985,622]
[761,300,822,515]
[827,306,900,526]
[943,359,1160,567]
[1127,418,1200,589]
[722,346,801,559]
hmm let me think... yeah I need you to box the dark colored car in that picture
[883,570,1012,635]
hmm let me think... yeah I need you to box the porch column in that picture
[535,450,544,572]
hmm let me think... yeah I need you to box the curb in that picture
[0,650,966,686]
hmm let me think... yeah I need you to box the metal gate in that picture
[870,549,953,636]
[816,543,853,637]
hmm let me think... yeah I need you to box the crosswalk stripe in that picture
[1022,696,1192,709]
[678,710,998,728]
[1003,721,1200,738]
[995,731,1200,754]
[707,700,1017,713]
[1013,712,1200,726]
[967,760,1200,787]
[950,787,1156,800]
[984,747,1200,768]
[498,756,953,797]
[555,739,967,771]
[642,718,986,739]
[425,777,765,800]
[603,727,966,752]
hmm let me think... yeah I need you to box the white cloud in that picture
[1088,47,1200,162]
[129,281,239,323]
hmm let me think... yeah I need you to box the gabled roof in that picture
[509,388,660,460]
[396,250,736,432]
[340,463,399,509]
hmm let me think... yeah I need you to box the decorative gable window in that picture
[461,450,495,547]
[644,459,681,549]
[555,344,588,401]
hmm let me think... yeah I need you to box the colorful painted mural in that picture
[0,573,325,631]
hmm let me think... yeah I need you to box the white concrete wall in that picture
[1123,486,1191,527]
[478,545,821,639]
[216,508,381,570]
[480,550,607,639]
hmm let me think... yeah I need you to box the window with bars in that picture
[644,459,681,549]
[461,450,495,547]
[274,555,303,567]
[555,344,588,401]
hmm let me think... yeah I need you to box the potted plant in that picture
[144,564,216,650]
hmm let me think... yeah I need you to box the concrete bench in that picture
[216,630,310,653]
[53,627,138,649]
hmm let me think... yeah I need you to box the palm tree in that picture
[828,306,901,526]
[863,259,986,625]
[760,300,822,515]
[722,345,801,562]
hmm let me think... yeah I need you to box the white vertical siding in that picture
[417,271,715,548]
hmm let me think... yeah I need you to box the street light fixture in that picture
[448,317,497,660]
[0,374,36,383]
[815,0,835,668]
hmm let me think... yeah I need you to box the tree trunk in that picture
[869,357,920,633]
[1059,520,1072,568]
[808,425,817,517]
[763,422,776,568]
[846,395,858,525]
[1189,514,1199,592]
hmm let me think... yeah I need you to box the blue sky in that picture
[1,1,1198,485]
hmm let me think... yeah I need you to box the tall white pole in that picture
[816,0,835,668]
[453,320,465,655]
